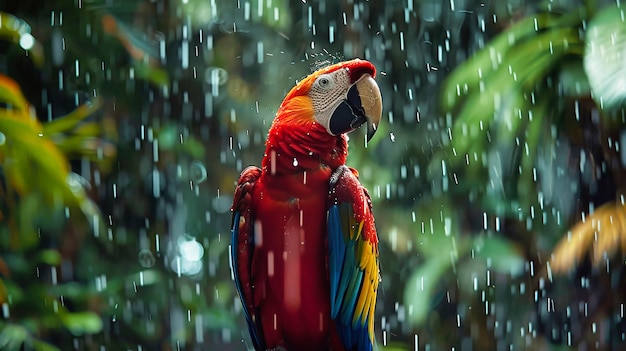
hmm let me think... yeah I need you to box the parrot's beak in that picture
[329,74,382,141]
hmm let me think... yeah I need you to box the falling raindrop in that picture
[19,33,35,50]
[138,249,156,268]
[189,161,207,183]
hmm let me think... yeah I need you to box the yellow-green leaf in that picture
[0,75,29,112]
[60,312,103,335]
[42,100,102,136]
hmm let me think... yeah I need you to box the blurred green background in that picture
[1,0,625,350]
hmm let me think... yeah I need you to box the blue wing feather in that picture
[328,205,346,316]
[342,268,364,325]
[230,211,263,348]
[230,166,264,350]
[327,166,379,351]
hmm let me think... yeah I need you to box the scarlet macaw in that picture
[230,59,381,351]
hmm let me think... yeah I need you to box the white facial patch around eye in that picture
[310,69,352,134]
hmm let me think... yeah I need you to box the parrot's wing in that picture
[230,166,264,350]
[327,165,380,351]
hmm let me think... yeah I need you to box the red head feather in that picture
[263,59,377,175]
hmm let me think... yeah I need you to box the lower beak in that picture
[329,75,382,141]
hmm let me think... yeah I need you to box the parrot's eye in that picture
[315,74,335,90]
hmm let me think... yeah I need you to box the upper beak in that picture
[329,73,383,141]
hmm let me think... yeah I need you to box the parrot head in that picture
[265,59,382,172]
[274,59,382,139]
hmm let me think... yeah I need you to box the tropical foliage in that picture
[418,1,626,349]
[0,59,109,351]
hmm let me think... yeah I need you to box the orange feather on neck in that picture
[262,67,350,175]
